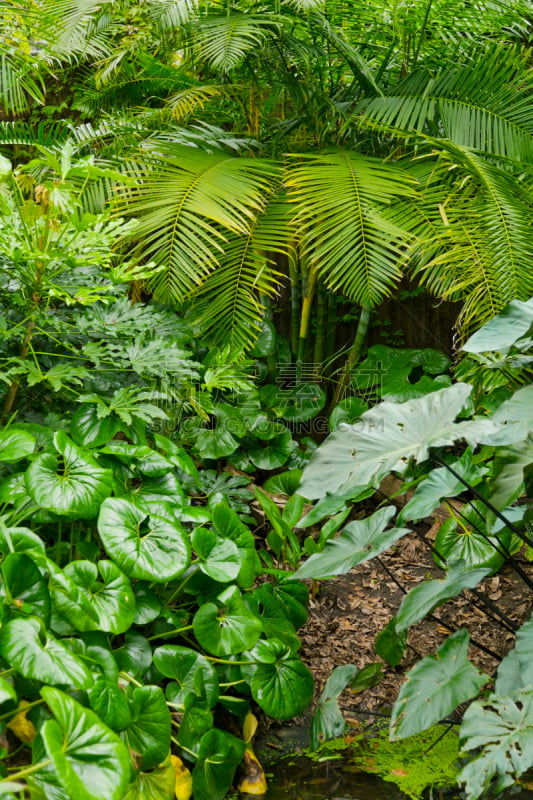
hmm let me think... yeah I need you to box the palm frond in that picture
[115,146,282,304]
[0,121,70,148]
[191,14,280,71]
[0,53,44,112]
[361,44,533,162]
[285,151,418,306]
[402,144,533,334]
[148,0,199,31]
[190,198,290,349]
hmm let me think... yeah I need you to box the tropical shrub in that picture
[291,299,533,799]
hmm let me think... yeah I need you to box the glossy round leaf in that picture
[192,729,245,800]
[132,584,161,626]
[0,676,17,705]
[0,525,45,555]
[193,586,262,656]
[25,431,112,518]
[329,396,369,430]
[1,553,50,624]
[153,645,219,709]
[113,632,152,679]
[98,498,190,581]
[247,428,293,470]
[0,618,92,688]
[263,469,303,497]
[40,687,130,800]
[71,405,122,448]
[244,639,314,720]
[88,679,132,732]
[123,755,176,800]
[434,502,510,573]
[55,560,135,634]
[120,685,171,771]
[192,527,241,582]
[176,704,213,755]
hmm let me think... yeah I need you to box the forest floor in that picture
[296,483,533,725]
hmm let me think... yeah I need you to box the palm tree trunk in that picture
[329,304,371,412]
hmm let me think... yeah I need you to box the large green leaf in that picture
[192,527,241,582]
[397,449,487,524]
[97,498,190,581]
[1,552,50,624]
[396,563,491,632]
[52,560,135,634]
[293,506,409,579]
[496,612,533,694]
[70,405,122,448]
[153,645,219,709]
[192,729,245,800]
[193,585,262,656]
[390,630,488,740]
[211,503,257,588]
[25,431,112,518]
[120,686,171,771]
[462,298,533,353]
[40,687,130,800]
[299,384,503,498]
[242,639,314,720]
[0,617,92,688]
[434,501,510,573]
[459,689,533,800]
[310,664,358,748]
[489,434,533,511]
[113,632,152,679]
[0,428,35,462]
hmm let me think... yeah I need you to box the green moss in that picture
[350,724,460,799]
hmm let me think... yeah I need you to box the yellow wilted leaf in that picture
[238,749,267,796]
[170,754,193,800]
[6,701,36,743]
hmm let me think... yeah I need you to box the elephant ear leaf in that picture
[40,687,130,800]
[390,630,488,740]
[25,431,112,518]
[299,384,503,498]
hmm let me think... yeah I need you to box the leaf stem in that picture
[147,625,193,642]
[2,758,52,782]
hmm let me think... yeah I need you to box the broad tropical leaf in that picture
[391,630,488,740]
[299,384,501,498]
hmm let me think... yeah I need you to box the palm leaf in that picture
[191,14,280,71]
[361,44,533,162]
[285,151,417,306]
[116,146,282,303]
[190,198,290,349]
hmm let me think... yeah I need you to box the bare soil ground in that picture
[297,494,533,720]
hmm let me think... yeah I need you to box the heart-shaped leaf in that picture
[193,586,262,656]
[243,639,314,720]
[0,524,45,555]
[176,703,213,755]
[434,502,510,573]
[113,632,152,679]
[192,729,245,800]
[53,560,135,634]
[88,679,132,732]
[40,687,130,800]
[0,429,35,462]
[390,630,488,740]
[0,618,92,688]
[299,384,503,498]
[396,563,492,632]
[120,686,171,771]
[25,431,112,518]
[192,527,241,582]
[247,427,293,469]
[293,507,409,580]
[1,553,50,624]
[98,498,190,582]
[153,645,219,709]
